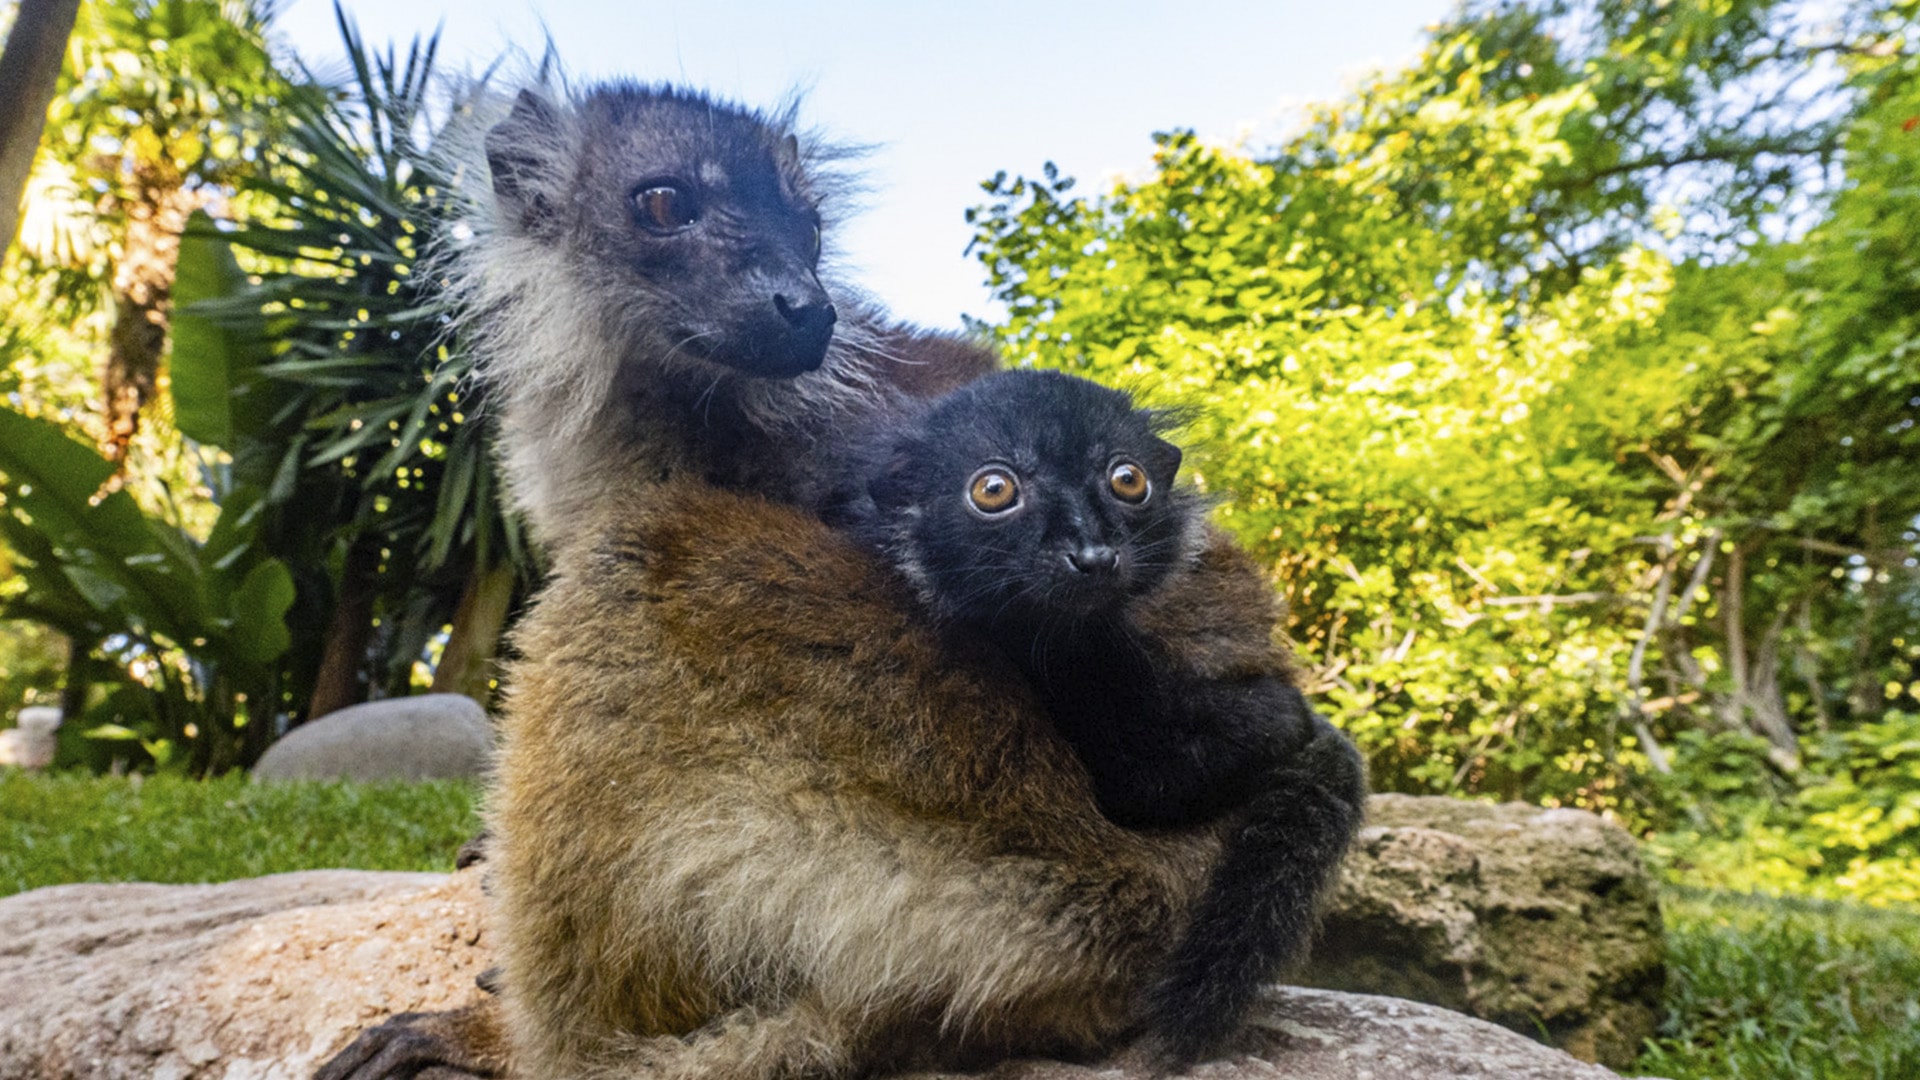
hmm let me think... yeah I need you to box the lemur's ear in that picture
[866,450,917,512]
[486,90,559,221]
[1147,432,1183,481]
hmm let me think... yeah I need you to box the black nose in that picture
[775,292,837,345]
[1067,546,1118,574]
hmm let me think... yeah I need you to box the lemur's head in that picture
[485,84,836,379]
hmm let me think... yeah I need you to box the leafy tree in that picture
[969,0,1920,845]
[172,13,527,720]
[36,0,291,463]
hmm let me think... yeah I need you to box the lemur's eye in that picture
[810,223,822,262]
[967,467,1020,515]
[633,183,698,232]
[1108,459,1150,504]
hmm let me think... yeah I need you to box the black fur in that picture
[849,371,1188,625]
[1145,714,1365,1064]
[843,369,1367,1064]
[486,81,837,380]
[846,369,1298,828]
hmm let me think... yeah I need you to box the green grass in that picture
[0,771,480,896]
[1635,888,1920,1080]
[6,774,1919,1080]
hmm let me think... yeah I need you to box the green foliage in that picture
[1652,713,1920,907]
[2,10,529,761]
[0,623,63,724]
[173,12,529,705]
[0,771,479,896]
[169,213,272,450]
[968,0,1920,883]
[0,408,293,772]
[970,35,1687,814]
[1637,890,1920,1080]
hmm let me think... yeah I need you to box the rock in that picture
[1300,795,1666,1069]
[0,870,492,1080]
[0,706,61,769]
[903,988,1634,1079]
[0,869,1639,1080]
[251,694,493,782]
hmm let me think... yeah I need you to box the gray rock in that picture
[251,694,493,782]
[906,988,1633,1079]
[0,706,61,769]
[1301,795,1666,1068]
[0,870,491,1080]
[0,870,1640,1080]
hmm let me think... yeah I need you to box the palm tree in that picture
[176,11,529,721]
[0,8,527,771]
[45,0,290,464]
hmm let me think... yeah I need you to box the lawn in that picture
[3,772,1916,1080]
[0,771,479,894]
[1638,889,1920,1080]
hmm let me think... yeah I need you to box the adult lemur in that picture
[317,83,1362,1080]
[454,85,993,536]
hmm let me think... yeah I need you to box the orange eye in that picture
[1108,460,1149,503]
[967,467,1019,515]
[634,184,697,232]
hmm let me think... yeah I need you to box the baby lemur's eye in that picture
[1108,459,1150,504]
[633,183,698,233]
[967,466,1020,515]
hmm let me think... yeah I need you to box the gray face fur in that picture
[486,84,836,379]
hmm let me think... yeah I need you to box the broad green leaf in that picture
[227,558,296,665]
[0,407,212,642]
[170,211,254,448]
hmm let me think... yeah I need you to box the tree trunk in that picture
[0,0,80,253]
[58,633,88,722]
[1623,531,1679,774]
[1720,541,1754,736]
[1848,504,1888,719]
[430,560,517,705]
[1748,611,1800,770]
[303,538,382,723]
[101,169,198,465]
[1793,598,1832,734]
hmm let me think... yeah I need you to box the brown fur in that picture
[485,480,1266,1078]
[315,501,1298,1080]
[316,80,1332,1080]
[1133,523,1292,683]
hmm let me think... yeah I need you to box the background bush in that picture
[965,0,1920,905]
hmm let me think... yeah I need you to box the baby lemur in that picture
[318,82,1362,1080]
[841,370,1338,830]
[839,369,1366,1060]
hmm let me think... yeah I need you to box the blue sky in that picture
[277,0,1456,328]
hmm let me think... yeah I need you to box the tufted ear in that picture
[865,449,919,514]
[486,89,559,217]
[1147,432,1183,482]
